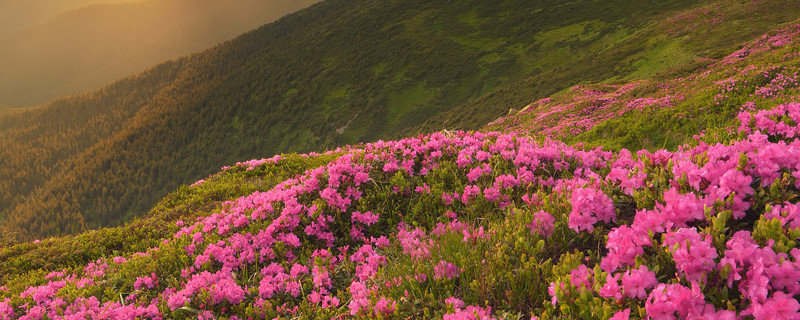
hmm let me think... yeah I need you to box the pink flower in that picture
[621,265,657,300]
[445,297,465,310]
[527,210,555,238]
[483,186,501,202]
[601,225,651,272]
[289,263,309,279]
[767,261,800,294]
[466,164,491,182]
[609,309,630,320]
[660,188,705,227]
[434,260,462,280]
[167,293,189,310]
[374,297,396,316]
[568,188,615,232]
[752,292,800,320]
[646,282,706,320]
[383,161,400,173]
[569,265,592,290]
[0,299,11,317]
[133,273,158,291]
[718,169,754,197]
[312,265,332,290]
[443,306,496,320]
[665,228,718,282]
[461,185,482,205]
[352,211,379,226]
[599,273,622,301]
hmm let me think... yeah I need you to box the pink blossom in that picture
[434,260,462,280]
[352,211,379,226]
[568,187,615,232]
[527,210,555,238]
[443,306,497,320]
[599,273,622,301]
[752,292,800,320]
[665,228,718,282]
[569,265,592,290]
[621,265,657,300]
[609,309,630,320]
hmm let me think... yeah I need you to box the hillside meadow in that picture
[0,18,799,319]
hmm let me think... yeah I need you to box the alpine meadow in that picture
[2,0,800,319]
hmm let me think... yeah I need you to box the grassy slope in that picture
[0,153,338,284]
[418,0,800,138]
[0,0,719,240]
[1,13,800,319]
[484,18,800,151]
[2,4,798,280]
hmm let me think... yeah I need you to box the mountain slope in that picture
[412,0,800,139]
[0,11,799,320]
[0,0,321,107]
[3,0,800,241]
[2,99,800,318]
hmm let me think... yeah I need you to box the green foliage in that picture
[1,0,765,240]
[0,153,337,284]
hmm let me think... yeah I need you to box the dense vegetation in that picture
[416,0,800,137]
[487,22,800,151]
[1,2,800,319]
[1,98,800,318]
[3,0,800,242]
[0,0,320,107]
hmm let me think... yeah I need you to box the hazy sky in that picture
[0,0,322,107]
[0,0,143,38]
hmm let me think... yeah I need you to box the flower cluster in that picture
[3,21,800,318]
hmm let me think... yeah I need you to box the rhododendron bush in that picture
[0,101,799,319]
[4,22,800,320]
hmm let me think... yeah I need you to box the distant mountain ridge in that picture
[2,0,799,241]
[0,0,137,38]
[0,0,321,107]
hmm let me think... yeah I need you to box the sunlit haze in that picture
[0,0,141,38]
[0,0,321,107]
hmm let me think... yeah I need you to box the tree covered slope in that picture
[1,4,800,319]
[3,0,800,241]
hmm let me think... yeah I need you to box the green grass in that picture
[415,0,800,139]
[372,62,389,76]
[387,82,439,126]
[0,152,339,284]
[624,38,701,79]
[4,0,800,242]
[536,20,603,49]
[485,19,800,151]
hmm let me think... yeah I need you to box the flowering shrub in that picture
[3,19,800,320]
[0,100,799,319]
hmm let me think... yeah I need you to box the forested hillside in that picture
[2,0,799,241]
[0,0,321,107]
[1,1,800,319]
